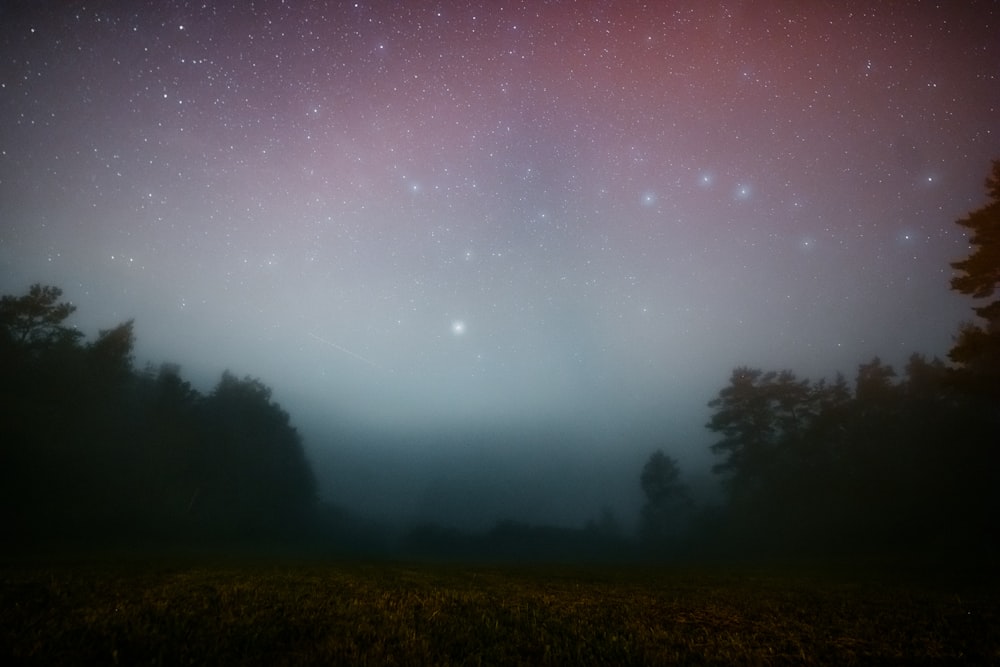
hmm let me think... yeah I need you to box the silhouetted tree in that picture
[951,159,1000,318]
[195,371,318,536]
[949,159,1000,395]
[0,284,89,538]
[0,283,82,351]
[707,368,813,498]
[801,374,851,455]
[638,450,691,549]
[903,353,949,403]
[854,356,897,406]
[121,363,207,535]
[88,319,135,384]
[843,358,900,490]
[152,363,200,409]
[707,368,771,477]
[940,161,1000,550]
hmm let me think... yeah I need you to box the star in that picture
[451,320,466,336]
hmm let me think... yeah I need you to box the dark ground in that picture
[2,551,997,666]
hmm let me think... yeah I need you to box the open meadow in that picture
[2,555,997,665]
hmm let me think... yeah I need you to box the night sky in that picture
[2,1,998,527]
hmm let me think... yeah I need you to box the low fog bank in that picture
[303,417,719,535]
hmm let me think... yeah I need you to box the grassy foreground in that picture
[2,556,997,665]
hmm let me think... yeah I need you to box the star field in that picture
[1,1,998,448]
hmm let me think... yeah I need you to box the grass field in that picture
[2,555,997,665]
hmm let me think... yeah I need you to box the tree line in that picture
[0,285,319,546]
[638,160,1000,561]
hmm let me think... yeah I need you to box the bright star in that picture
[451,320,466,335]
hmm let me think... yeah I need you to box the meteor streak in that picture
[307,331,382,369]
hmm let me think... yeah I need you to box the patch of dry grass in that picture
[2,558,996,665]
